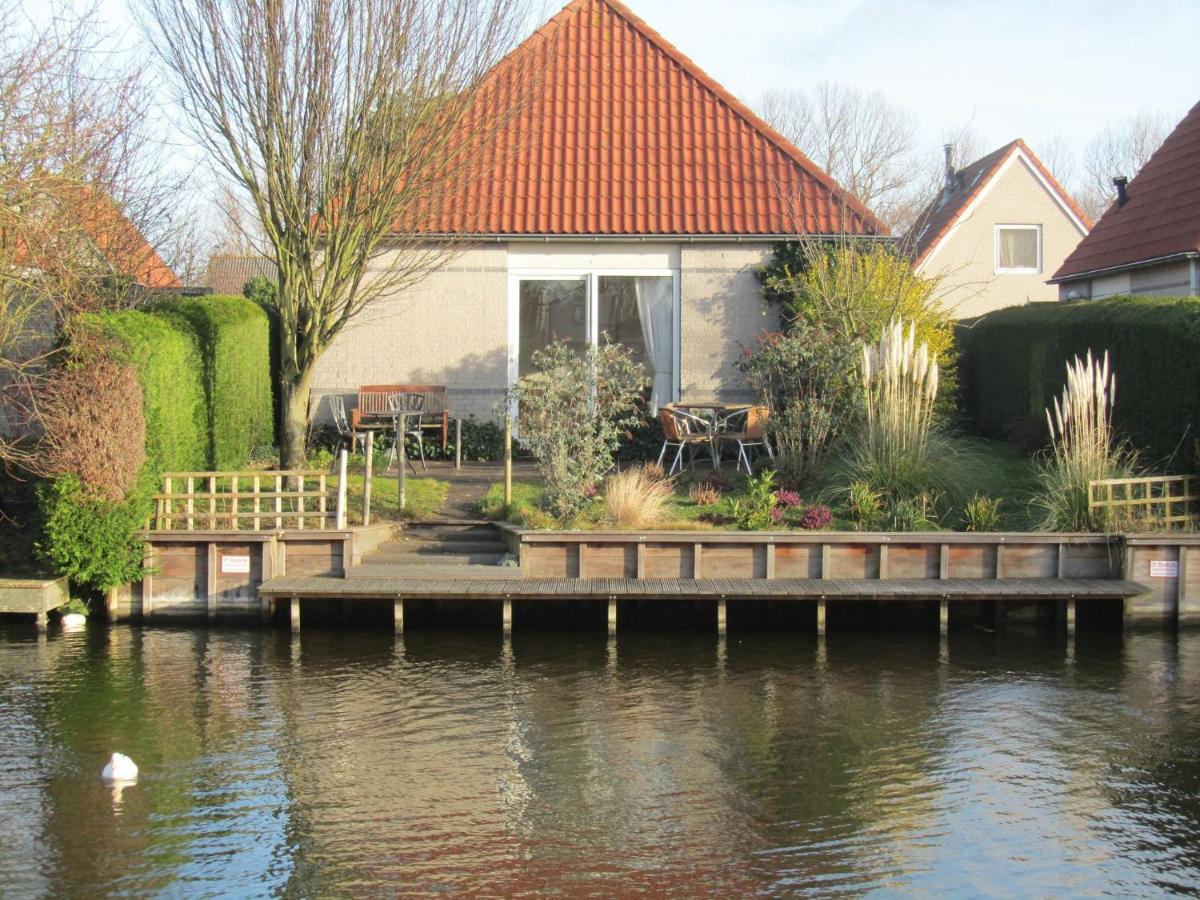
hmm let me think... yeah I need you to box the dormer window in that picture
[995,224,1042,274]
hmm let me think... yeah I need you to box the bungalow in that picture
[311,0,883,423]
[1051,100,1200,300]
[908,140,1089,319]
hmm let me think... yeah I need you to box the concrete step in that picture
[362,551,509,567]
[346,562,522,580]
[399,523,500,541]
[370,540,508,556]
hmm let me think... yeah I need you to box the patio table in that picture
[669,402,753,468]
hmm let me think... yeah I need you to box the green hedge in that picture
[959,296,1200,468]
[159,295,273,468]
[75,309,207,472]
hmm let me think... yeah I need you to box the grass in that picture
[334,473,449,524]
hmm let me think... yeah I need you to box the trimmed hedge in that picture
[75,309,207,472]
[959,296,1200,468]
[160,295,273,468]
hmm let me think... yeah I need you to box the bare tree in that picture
[1077,110,1175,222]
[139,0,534,466]
[0,0,186,470]
[759,82,921,230]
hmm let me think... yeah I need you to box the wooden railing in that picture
[1088,474,1199,527]
[150,467,346,532]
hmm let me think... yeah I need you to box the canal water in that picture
[1,624,1199,896]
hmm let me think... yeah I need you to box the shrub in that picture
[1034,351,1134,531]
[775,489,803,507]
[36,473,152,591]
[801,504,832,530]
[885,492,941,531]
[962,493,1003,532]
[688,481,722,506]
[736,325,860,485]
[35,356,146,501]
[604,465,674,528]
[159,295,274,469]
[511,341,645,518]
[959,296,1200,469]
[73,309,206,472]
[729,469,779,530]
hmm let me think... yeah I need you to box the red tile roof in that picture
[424,0,885,237]
[909,139,1090,267]
[1053,100,1200,282]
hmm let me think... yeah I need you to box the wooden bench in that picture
[351,384,450,449]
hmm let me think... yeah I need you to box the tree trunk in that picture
[280,368,314,469]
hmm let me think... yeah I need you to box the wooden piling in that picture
[393,597,404,634]
[1066,598,1076,635]
[608,597,617,635]
[717,598,727,635]
[290,596,301,634]
[503,598,512,635]
[816,598,826,636]
[939,598,949,636]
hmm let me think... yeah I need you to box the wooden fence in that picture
[151,468,346,532]
[1088,475,1199,527]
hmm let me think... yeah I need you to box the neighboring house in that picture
[1051,100,1200,299]
[206,255,278,296]
[908,140,1090,320]
[311,0,884,422]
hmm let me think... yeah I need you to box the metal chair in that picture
[386,392,427,472]
[656,405,715,476]
[329,395,368,454]
[716,405,773,475]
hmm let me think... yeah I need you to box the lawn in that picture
[334,473,449,524]
[480,438,1042,532]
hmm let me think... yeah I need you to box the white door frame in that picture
[507,267,681,414]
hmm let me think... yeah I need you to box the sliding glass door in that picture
[512,271,677,410]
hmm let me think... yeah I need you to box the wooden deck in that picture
[259,575,1143,602]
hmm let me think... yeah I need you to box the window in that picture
[995,225,1041,274]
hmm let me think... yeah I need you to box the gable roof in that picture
[1052,100,1200,282]
[423,0,885,238]
[908,139,1090,268]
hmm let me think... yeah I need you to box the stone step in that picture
[370,540,508,556]
[399,523,499,540]
[362,550,509,566]
[346,562,522,580]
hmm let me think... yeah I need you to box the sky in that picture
[90,0,1198,205]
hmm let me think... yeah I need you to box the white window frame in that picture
[507,267,681,416]
[994,224,1043,275]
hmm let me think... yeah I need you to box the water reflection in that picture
[0,623,1198,895]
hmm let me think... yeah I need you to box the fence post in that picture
[504,414,513,507]
[455,418,462,471]
[336,449,348,530]
[363,435,374,527]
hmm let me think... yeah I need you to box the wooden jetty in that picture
[0,576,69,630]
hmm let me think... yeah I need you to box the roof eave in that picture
[1049,250,1200,284]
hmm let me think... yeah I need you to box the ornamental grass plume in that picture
[604,465,675,528]
[1035,350,1133,531]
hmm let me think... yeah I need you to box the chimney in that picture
[940,144,956,205]
[1113,176,1129,208]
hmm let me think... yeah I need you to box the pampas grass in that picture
[1034,350,1133,531]
[604,465,674,528]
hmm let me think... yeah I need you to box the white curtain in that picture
[635,276,674,412]
[998,227,1038,269]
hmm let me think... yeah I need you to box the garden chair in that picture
[329,395,369,455]
[716,405,773,475]
[656,405,715,476]
[385,392,427,473]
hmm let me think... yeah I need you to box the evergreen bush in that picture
[959,296,1200,469]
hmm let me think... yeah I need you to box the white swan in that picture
[101,753,138,782]
[61,613,86,629]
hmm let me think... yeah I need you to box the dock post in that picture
[503,598,512,635]
[717,598,727,636]
[363,436,374,526]
[35,611,47,632]
[289,596,301,634]
[816,598,826,637]
[455,418,462,471]
[939,598,949,636]
[607,597,618,636]
[1066,598,1076,635]
[503,416,513,507]
[336,449,348,529]
[393,597,404,634]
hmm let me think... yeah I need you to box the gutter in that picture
[1049,250,1200,284]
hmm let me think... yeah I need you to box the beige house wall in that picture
[312,241,776,423]
[918,155,1087,320]
[679,243,775,402]
[311,245,509,423]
